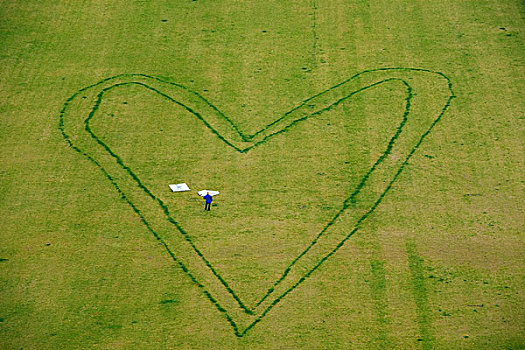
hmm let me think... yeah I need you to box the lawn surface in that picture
[0,1,523,349]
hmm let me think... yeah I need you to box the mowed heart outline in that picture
[59,68,454,336]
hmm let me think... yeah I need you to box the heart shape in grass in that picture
[59,68,454,336]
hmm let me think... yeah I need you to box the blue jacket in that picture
[204,194,213,203]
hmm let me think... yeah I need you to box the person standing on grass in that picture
[203,192,213,211]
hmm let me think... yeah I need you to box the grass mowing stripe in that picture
[406,238,434,349]
[370,260,390,348]
[310,0,318,67]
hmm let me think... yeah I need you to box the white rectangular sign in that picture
[198,190,220,196]
[169,183,190,192]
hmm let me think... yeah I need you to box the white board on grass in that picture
[198,190,219,197]
[169,183,190,192]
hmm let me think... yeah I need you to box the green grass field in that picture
[1,1,523,349]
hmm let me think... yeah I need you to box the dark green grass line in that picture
[405,239,434,349]
[59,68,454,337]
